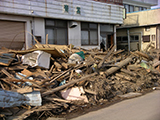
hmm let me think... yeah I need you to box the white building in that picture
[0,0,124,50]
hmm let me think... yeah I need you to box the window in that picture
[129,5,134,12]
[122,36,128,42]
[130,35,139,42]
[124,4,129,13]
[117,37,122,43]
[124,4,134,13]
[117,35,139,43]
[81,22,98,45]
[45,19,68,45]
[142,35,150,42]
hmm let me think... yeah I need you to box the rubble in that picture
[0,43,160,119]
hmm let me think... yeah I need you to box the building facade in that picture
[0,0,124,50]
[123,0,158,13]
[117,8,160,51]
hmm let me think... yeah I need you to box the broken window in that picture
[45,19,68,45]
[81,22,98,45]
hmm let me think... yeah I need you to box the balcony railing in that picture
[93,0,123,5]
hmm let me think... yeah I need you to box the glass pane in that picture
[56,20,67,27]
[81,31,89,45]
[56,29,67,45]
[130,35,134,41]
[129,5,134,12]
[122,36,128,42]
[100,33,107,47]
[143,7,147,10]
[135,6,139,12]
[89,23,97,29]
[124,4,129,13]
[135,35,139,40]
[46,20,54,26]
[100,24,113,32]
[117,36,121,42]
[90,31,98,45]
[45,29,55,44]
[81,23,88,29]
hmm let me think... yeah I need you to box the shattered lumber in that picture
[104,56,134,76]
[98,45,116,69]
[42,72,97,97]
[120,68,137,77]
[1,43,160,119]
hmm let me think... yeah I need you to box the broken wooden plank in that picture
[84,89,97,95]
[98,45,116,69]
[1,68,15,78]
[11,86,33,94]
[104,56,134,76]
[1,78,20,89]
[42,72,97,97]
[115,73,131,81]
[44,97,71,103]
[135,51,153,60]
[120,68,137,77]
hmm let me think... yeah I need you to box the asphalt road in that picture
[72,90,160,120]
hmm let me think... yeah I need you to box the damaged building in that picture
[0,0,124,50]
[117,0,159,51]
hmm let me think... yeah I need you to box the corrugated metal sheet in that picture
[0,20,25,50]
[0,0,123,24]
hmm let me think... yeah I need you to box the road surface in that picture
[72,90,160,120]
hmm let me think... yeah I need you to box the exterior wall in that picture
[0,14,47,49]
[142,26,157,50]
[34,18,45,44]
[0,0,123,24]
[117,26,157,51]
[68,21,81,47]
[122,8,160,27]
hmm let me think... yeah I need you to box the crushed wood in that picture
[0,43,160,120]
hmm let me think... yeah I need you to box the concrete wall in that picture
[34,18,45,44]
[122,8,160,27]
[68,21,81,47]
[0,0,123,24]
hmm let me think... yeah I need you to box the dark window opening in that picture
[81,22,98,45]
[142,35,150,42]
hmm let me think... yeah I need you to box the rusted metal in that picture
[93,0,123,5]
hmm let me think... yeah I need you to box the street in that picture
[72,90,160,120]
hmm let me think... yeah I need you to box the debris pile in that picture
[0,43,160,119]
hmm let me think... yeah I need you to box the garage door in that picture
[0,20,25,50]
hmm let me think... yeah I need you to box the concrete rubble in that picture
[0,43,160,119]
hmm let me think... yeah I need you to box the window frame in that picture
[81,22,98,46]
[45,19,68,45]
[142,35,150,42]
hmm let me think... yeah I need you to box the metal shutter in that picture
[0,20,25,50]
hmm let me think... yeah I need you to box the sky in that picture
[151,0,160,8]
